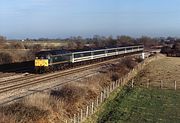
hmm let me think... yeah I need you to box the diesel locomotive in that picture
[35,45,144,73]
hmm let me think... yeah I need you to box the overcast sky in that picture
[0,0,180,39]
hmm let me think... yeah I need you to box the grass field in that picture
[97,86,180,123]
[87,56,180,123]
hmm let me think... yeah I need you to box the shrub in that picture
[50,84,86,103]
[160,46,172,54]
[32,44,43,52]
[111,72,119,81]
[0,103,49,123]
[135,57,143,63]
[0,52,13,64]
[121,57,137,69]
[11,42,25,49]
[0,112,15,123]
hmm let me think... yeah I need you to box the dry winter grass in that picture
[0,56,140,123]
[135,55,180,89]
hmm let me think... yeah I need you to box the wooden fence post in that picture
[174,81,177,90]
[80,109,83,122]
[147,79,150,88]
[104,88,106,99]
[112,82,114,90]
[96,96,99,107]
[160,80,163,89]
[70,118,73,123]
[111,83,113,92]
[109,84,111,92]
[74,114,76,123]
[131,79,134,88]
[86,106,89,117]
[77,113,80,123]
[100,92,103,103]
[117,79,121,87]
[122,78,124,85]
[107,86,109,98]
[120,78,122,86]
[109,84,111,93]
[91,102,94,114]
[114,82,115,89]
[120,79,122,86]
[116,80,118,88]
[106,87,108,98]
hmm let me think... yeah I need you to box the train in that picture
[35,45,144,73]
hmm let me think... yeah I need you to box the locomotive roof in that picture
[36,50,71,56]
[36,47,107,55]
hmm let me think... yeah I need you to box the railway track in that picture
[0,70,98,105]
[0,68,31,78]
[0,64,90,87]
[0,52,143,105]
[0,54,135,95]
[0,74,39,86]
[0,59,108,94]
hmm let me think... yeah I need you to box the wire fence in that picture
[135,79,179,90]
[64,56,158,123]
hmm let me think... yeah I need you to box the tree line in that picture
[63,35,162,50]
[0,34,178,51]
[161,40,180,57]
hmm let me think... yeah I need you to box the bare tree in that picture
[117,35,134,46]
[76,41,85,49]
[0,35,6,42]
[139,36,158,48]
[67,41,77,50]
[0,52,13,64]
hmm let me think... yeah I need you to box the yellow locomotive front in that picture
[34,50,52,73]
[35,58,49,67]
[35,58,49,73]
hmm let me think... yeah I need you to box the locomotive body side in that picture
[49,53,72,65]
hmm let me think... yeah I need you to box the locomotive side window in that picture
[126,48,132,50]
[133,47,138,50]
[82,52,91,57]
[107,49,116,53]
[93,50,105,55]
[118,48,124,51]
[74,52,91,58]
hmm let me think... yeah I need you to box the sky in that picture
[0,0,180,39]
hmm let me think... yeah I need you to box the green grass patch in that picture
[97,86,180,123]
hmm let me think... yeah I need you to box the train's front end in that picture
[35,51,50,73]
